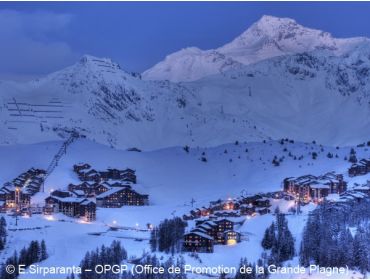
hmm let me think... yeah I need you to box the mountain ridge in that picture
[1,16,370,149]
[143,15,368,82]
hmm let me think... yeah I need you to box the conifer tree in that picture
[40,240,48,261]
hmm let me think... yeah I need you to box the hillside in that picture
[1,138,369,278]
[1,16,370,149]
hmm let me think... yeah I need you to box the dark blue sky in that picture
[1,2,370,80]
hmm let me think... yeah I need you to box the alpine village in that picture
[1,139,370,258]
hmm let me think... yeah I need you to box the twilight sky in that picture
[1,2,370,80]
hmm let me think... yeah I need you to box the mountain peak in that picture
[78,54,122,70]
[143,15,368,82]
[256,15,297,27]
[230,15,328,47]
[79,54,119,67]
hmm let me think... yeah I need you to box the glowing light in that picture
[112,220,117,225]
[45,215,55,221]
[227,239,237,246]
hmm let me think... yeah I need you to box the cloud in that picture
[0,10,79,81]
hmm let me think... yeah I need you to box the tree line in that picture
[150,217,187,254]
[300,200,370,274]
[0,217,7,251]
[0,239,48,279]
[261,208,295,265]
[79,240,127,279]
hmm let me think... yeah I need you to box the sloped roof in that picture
[185,231,213,240]
[96,187,126,199]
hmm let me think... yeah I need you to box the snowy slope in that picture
[0,55,266,149]
[1,139,370,278]
[3,138,366,209]
[143,15,367,82]
[188,45,370,147]
[1,16,370,149]
[2,44,370,149]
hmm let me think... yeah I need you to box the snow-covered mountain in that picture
[0,55,266,149]
[143,15,368,82]
[2,16,370,149]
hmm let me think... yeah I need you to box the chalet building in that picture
[73,163,91,173]
[353,181,370,195]
[183,232,214,253]
[0,168,46,207]
[193,218,235,243]
[0,189,7,201]
[189,209,201,219]
[80,169,101,182]
[45,195,96,221]
[254,198,271,208]
[239,194,259,204]
[45,196,60,207]
[95,182,112,195]
[184,193,273,221]
[3,185,31,209]
[96,186,149,208]
[239,194,270,206]
[214,219,234,235]
[193,207,211,217]
[195,218,213,227]
[194,224,217,242]
[283,172,347,202]
[99,168,136,182]
[222,200,235,210]
[183,217,240,252]
[43,204,54,215]
[339,191,368,204]
[240,204,256,216]
[51,190,71,198]
[348,159,370,177]
[119,168,136,184]
[79,200,96,221]
[71,190,86,198]
[73,163,137,184]
[309,183,329,201]
[223,230,241,245]
[267,191,284,199]
[208,199,240,212]
[68,182,96,197]
[213,210,240,218]
[283,175,315,201]
[50,186,86,198]
[0,182,31,210]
